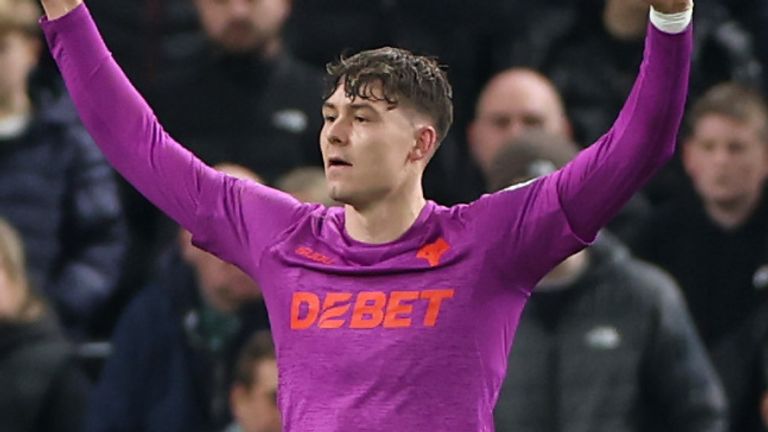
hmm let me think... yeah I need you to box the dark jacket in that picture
[148,48,324,182]
[0,93,127,335]
[631,193,768,432]
[86,249,270,432]
[0,314,90,432]
[494,234,727,432]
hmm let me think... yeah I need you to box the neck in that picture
[0,91,31,120]
[704,194,762,230]
[345,187,426,244]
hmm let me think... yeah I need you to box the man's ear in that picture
[409,125,438,162]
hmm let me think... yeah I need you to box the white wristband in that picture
[649,5,693,34]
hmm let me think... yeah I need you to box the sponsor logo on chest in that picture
[290,289,455,330]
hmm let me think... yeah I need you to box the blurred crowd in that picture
[3,0,768,430]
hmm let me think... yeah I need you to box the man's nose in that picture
[502,120,527,142]
[326,119,350,146]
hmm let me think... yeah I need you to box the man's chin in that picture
[328,187,354,205]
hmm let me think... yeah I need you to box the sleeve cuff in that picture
[649,5,693,34]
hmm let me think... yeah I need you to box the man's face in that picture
[468,71,568,175]
[320,83,431,207]
[231,359,280,432]
[179,230,261,313]
[194,0,290,53]
[684,114,768,210]
[0,31,39,98]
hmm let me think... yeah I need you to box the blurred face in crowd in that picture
[0,29,39,103]
[683,114,768,213]
[179,164,264,313]
[193,0,291,55]
[321,82,436,208]
[468,69,569,175]
[179,230,261,313]
[231,358,281,432]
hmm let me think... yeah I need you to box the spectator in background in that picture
[631,83,768,432]
[468,69,570,178]
[87,165,271,432]
[487,131,727,432]
[468,68,648,242]
[276,166,337,206]
[491,0,762,145]
[225,330,280,432]
[0,217,90,432]
[0,0,126,337]
[149,0,324,180]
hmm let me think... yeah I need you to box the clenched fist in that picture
[644,0,693,14]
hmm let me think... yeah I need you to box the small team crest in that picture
[417,238,451,267]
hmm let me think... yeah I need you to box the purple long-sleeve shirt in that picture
[41,5,691,431]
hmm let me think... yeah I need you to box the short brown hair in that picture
[232,330,276,389]
[0,0,40,37]
[325,47,454,144]
[687,82,768,141]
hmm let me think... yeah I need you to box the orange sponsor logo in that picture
[290,289,455,330]
[295,246,334,265]
[416,238,450,267]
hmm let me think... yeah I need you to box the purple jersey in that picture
[41,6,692,431]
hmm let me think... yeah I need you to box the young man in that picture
[38,0,693,430]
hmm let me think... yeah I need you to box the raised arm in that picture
[38,0,306,272]
[556,1,694,240]
[466,2,694,288]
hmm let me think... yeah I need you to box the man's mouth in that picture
[328,157,352,167]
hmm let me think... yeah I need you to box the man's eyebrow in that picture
[322,101,390,114]
[349,103,379,112]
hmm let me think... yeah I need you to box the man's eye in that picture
[323,115,337,123]
[354,116,368,123]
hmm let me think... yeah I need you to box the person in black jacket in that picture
[487,130,727,432]
[0,0,126,338]
[631,83,768,432]
[0,217,90,432]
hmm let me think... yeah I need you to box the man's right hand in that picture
[40,0,82,20]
